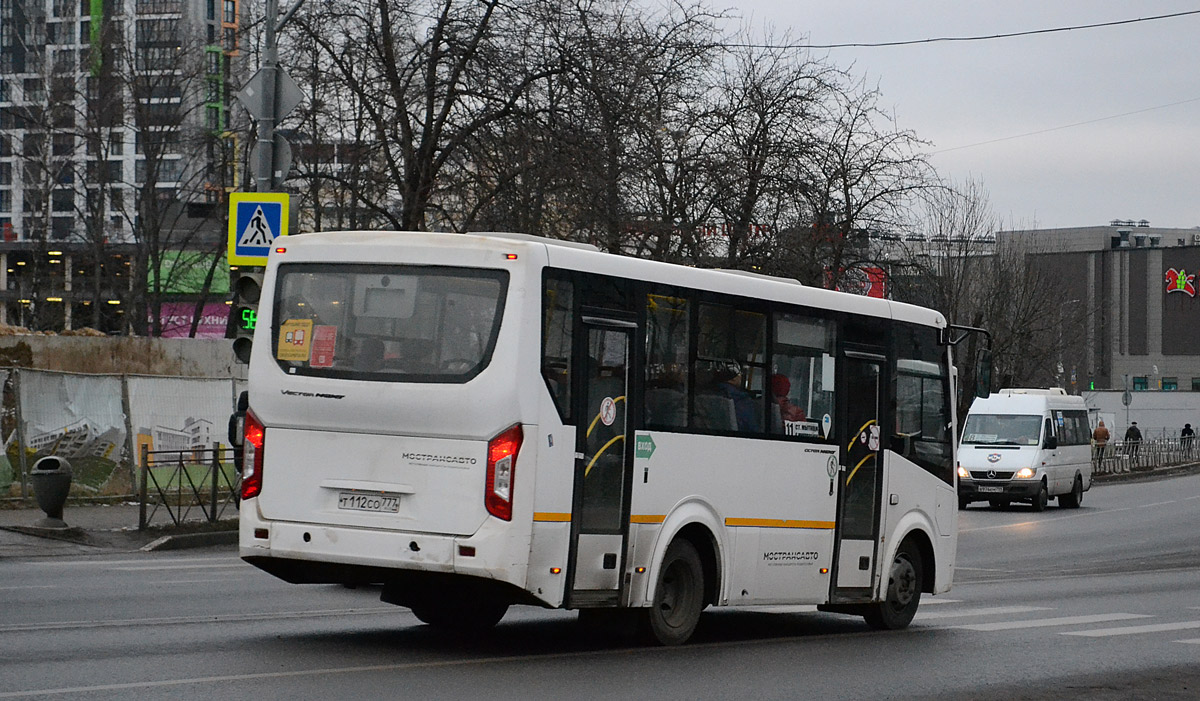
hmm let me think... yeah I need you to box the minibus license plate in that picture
[978,485,1004,493]
[338,492,400,513]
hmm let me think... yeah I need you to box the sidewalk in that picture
[0,500,237,559]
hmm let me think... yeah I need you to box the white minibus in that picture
[237,230,981,644]
[958,388,1092,511]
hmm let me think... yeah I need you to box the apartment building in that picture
[0,0,241,332]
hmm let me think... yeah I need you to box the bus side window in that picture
[692,304,765,434]
[542,277,573,421]
[771,314,835,440]
[645,292,689,429]
[893,324,952,484]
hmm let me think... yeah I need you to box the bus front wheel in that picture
[641,539,705,645]
[863,539,923,630]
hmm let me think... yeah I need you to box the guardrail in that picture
[1093,437,1196,476]
[138,443,240,530]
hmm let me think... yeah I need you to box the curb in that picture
[141,530,239,552]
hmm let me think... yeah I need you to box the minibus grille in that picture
[970,470,1014,480]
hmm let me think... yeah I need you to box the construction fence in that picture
[1,368,244,525]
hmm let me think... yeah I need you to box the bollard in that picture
[30,456,73,530]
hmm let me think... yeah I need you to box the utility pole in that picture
[255,0,280,192]
[237,0,306,192]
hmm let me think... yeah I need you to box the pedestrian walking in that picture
[1124,421,1143,459]
[1092,419,1110,464]
[1182,423,1195,458]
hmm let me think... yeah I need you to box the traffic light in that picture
[231,267,263,364]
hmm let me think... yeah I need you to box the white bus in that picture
[237,231,979,645]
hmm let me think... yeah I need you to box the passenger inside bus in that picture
[769,373,807,427]
[709,362,760,432]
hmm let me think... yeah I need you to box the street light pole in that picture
[1058,299,1080,392]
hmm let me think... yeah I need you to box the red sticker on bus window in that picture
[310,325,338,368]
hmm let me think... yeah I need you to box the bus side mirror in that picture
[975,349,992,399]
[1044,434,1058,450]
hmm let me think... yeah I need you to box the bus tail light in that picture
[485,424,522,521]
[241,408,265,500]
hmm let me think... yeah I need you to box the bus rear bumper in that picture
[239,504,530,596]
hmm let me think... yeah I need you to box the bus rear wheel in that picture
[863,539,923,630]
[641,539,705,645]
[1059,475,1084,508]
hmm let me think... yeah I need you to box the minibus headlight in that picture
[956,465,970,479]
[1015,467,1035,479]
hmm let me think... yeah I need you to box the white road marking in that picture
[917,606,1051,620]
[35,556,237,567]
[145,578,243,585]
[955,613,1151,631]
[0,585,56,591]
[1062,620,1200,637]
[110,563,247,571]
[0,607,401,633]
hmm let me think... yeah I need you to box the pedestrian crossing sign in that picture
[227,192,290,266]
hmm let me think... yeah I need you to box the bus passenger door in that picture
[566,319,634,607]
[832,351,885,601]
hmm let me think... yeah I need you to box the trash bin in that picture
[30,456,72,529]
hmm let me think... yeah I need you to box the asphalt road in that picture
[1,472,1198,700]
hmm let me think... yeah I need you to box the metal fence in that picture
[1093,437,1196,475]
[138,443,240,530]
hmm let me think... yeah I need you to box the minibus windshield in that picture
[961,414,1042,446]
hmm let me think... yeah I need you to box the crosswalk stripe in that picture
[1176,639,1200,644]
[918,606,1051,620]
[955,613,1151,632]
[1062,621,1200,637]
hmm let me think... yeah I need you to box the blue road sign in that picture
[228,193,289,265]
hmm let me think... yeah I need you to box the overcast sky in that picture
[725,1,1200,230]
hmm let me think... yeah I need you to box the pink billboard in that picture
[152,302,230,338]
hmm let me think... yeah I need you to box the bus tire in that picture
[411,597,508,632]
[863,538,923,630]
[1059,475,1084,509]
[641,539,705,645]
[1031,483,1049,512]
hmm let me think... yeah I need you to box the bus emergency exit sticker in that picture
[277,319,313,361]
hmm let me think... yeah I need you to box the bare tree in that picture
[705,34,839,270]
[794,82,933,289]
[894,180,1069,414]
[289,0,561,232]
[113,25,226,336]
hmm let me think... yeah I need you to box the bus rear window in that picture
[271,264,508,382]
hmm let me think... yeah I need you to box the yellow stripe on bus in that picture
[725,517,835,530]
[533,512,572,522]
[630,514,665,524]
